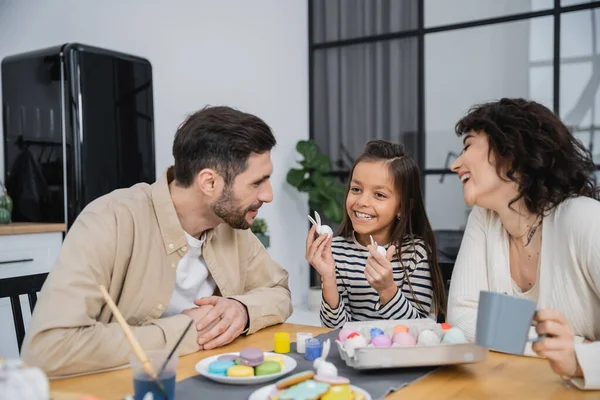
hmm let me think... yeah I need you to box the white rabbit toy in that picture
[313,339,338,377]
[308,211,333,237]
[370,235,387,256]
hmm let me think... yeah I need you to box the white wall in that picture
[0,0,311,306]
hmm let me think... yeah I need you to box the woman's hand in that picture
[532,309,583,378]
[305,225,336,281]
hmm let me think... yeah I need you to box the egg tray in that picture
[335,318,488,370]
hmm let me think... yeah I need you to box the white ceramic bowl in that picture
[194,351,297,385]
[248,383,372,400]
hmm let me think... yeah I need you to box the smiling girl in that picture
[305,140,446,328]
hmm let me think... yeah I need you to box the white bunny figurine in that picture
[308,211,333,237]
[123,394,153,400]
[370,235,387,256]
[313,339,338,377]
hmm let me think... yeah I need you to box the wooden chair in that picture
[0,273,48,351]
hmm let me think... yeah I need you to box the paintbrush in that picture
[98,285,168,399]
[157,319,193,377]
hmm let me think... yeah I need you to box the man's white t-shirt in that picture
[161,231,216,317]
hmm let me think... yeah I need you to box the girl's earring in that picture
[396,214,402,220]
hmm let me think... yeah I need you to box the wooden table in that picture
[51,323,597,400]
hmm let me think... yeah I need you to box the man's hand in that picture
[182,304,214,326]
[193,296,249,350]
[181,305,218,349]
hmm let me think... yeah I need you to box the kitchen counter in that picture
[0,223,66,236]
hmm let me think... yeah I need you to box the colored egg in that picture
[417,329,441,346]
[369,327,384,339]
[442,327,467,344]
[393,324,409,334]
[370,334,392,347]
[337,327,357,342]
[344,334,368,357]
[392,332,416,346]
[440,322,452,332]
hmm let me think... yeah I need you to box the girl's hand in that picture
[364,245,397,296]
[532,309,583,378]
[305,225,336,281]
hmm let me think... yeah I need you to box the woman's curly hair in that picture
[455,98,599,215]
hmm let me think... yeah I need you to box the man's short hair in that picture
[173,106,276,186]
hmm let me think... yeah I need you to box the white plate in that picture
[248,383,372,400]
[195,351,297,385]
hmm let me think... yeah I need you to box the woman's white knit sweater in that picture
[448,197,600,390]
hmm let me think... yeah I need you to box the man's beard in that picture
[211,184,261,229]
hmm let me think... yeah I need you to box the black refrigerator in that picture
[2,43,155,228]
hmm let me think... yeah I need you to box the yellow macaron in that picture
[264,355,285,369]
[227,365,254,377]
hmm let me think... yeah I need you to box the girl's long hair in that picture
[337,140,447,317]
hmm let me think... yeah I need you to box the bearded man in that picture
[22,106,292,377]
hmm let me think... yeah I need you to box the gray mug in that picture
[475,291,543,355]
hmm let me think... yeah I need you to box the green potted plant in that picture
[0,179,12,225]
[286,140,346,224]
[251,217,270,248]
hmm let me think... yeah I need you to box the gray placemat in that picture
[174,330,437,400]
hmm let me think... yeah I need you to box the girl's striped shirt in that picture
[320,234,433,328]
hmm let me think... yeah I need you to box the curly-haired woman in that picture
[447,98,600,390]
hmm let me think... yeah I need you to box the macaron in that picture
[255,360,282,376]
[239,347,264,366]
[207,359,235,376]
[217,354,239,362]
[264,355,285,369]
[227,365,255,377]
